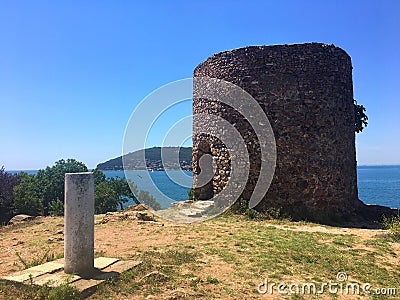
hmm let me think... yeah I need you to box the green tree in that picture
[354,99,368,133]
[92,168,140,210]
[94,181,119,214]
[108,176,139,210]
[12,160,161,216]
[92,168,106,185]
[13,172,44,216]
[0,167,20,223]
[13,159,87,216]
[138,190,161,210]
[36,159,87,215]
[48,199,64,216]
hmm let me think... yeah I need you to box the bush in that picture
[49,199,64,216]
[244,208,265,220]
[383,215,400,242]
[187,188,194,200]
[48,282,81,300]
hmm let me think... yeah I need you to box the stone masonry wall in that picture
[192,43,359,222]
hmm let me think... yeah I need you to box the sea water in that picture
[357,165,400,209]
[104,170,192,209]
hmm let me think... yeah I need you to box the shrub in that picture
[187,188,194,200]
[244,208,265,220]
[383,215,400,242]
[48,282,81,300]
[48,199,64,216]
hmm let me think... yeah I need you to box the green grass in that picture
[0,219,43,233]
[88,249,200,299]
[206,222,398,286]
[0,280,80,300]
[15,249,64,269]
[206,276,220,284]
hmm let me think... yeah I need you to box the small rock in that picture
[197,259,207,264]
[100,218,109,224]
[136,212,155,221]
[192,200,214,210]
[126,203,149,211]
[56,230,63,234]
[165,291,188,300]
[12,240,24,246]
[8,214,33,225]
[180,209,203,217]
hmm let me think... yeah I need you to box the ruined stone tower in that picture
[192,43,359,222]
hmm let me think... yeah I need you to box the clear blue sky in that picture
[1,0,399,170]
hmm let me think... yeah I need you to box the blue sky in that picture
[0,0,399,169]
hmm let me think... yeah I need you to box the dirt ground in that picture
[0,213,399,300]
[0,215,385,276]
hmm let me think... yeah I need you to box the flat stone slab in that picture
[93,257,119,269]
[2,259,65,282]
[179,208,204,217]
[192,200,214,210]
[1,257,142,296]
[34,272,81,286]
[8,214,34,225]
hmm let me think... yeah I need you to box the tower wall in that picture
[192,43,359,222]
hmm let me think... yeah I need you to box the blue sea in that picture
[104,170,193,209]
[357,166,400,209]
[8,166,400,209]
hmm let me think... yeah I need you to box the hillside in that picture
[96,146,192,171]
[0,213,399,299]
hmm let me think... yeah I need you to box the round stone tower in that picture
[192,43,359,223]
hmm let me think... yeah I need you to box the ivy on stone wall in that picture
[354,99,368,133]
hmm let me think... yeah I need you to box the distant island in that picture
[96,146,192,171]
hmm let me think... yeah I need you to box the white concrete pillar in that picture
[64,172,94,276]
